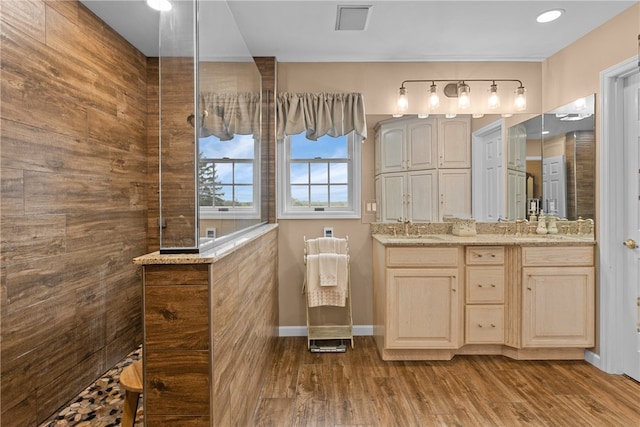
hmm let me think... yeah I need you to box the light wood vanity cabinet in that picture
[521,246,595,348]
[465,246,505,344]
[373,239,595,361]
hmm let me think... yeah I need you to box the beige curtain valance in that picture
[199,92,261,141]
[276,92,367,141]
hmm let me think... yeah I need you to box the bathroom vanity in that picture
[372,229,595,361]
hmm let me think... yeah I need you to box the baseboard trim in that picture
[584,349,601,369]
[278,325,373,337]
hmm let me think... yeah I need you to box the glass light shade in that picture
[457,83,471,110]
[397,87,409,112]
[488,83,500,109]
[428,84,440,109]
[147,0,172,11]
[514,86,526,111]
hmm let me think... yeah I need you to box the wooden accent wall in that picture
[0,1,148,425]
[142,227,279,425]
[254,57,277,224]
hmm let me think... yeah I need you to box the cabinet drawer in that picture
[466,306,504,344]
[466,246,504,265]
[522,246,593,266]
[387,247,459,267]
[466,267,504,303]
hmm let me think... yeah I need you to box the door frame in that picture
[472,119,505,221]
[592,55,639,374]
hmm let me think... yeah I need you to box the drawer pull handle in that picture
[477,284,496,288]
[527,287,532,291]
[452,288,456,292]
[477,324,497,328]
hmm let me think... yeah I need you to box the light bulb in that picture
[488,83,500,110]
[457,82,470,110]
[428,83,439,109]
[514,86,526,111]
[397,87,408,112]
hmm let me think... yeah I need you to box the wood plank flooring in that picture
[253,336,640,426]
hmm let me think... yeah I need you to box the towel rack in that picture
[303,236,354,351]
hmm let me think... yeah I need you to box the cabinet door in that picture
[507,169,526,220]
[507,124,526,171]
[522,267,595,348]
[438,169,471,220]
[379,173,406,222]
[407,170,438,222]
[380,126,406,173]
[407,120,437,170]
[386,268,461,349]
[438,117,471,168]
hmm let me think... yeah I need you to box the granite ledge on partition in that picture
[133,223,278,265]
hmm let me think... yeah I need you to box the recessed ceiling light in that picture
[147,0,172,12]
[536,9,564,23]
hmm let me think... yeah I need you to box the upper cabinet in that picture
[377,119,437,173]
[438,117,471,169]
[375,116,471,222]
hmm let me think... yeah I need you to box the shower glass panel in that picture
[159,0,264,254]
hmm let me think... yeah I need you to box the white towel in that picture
[305,253,348,307]
[307,237,347,255]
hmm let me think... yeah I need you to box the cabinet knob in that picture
[527,287,532,291]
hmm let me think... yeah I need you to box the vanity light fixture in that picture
[396,79,526,113]
[147,0,172,11]
[536,9,564,23]
[457,82,471,110]
[488,81,500,110]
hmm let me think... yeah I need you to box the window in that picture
[199,133,260,219]
[278,131,361,219]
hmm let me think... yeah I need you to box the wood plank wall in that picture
[142,227,279,425]
[0,1,148,424]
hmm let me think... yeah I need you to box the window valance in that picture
[199,92,261,141]
[276,92,367,141]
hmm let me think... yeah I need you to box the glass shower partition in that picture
[159,0,263,253]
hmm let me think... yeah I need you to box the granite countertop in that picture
[372,232,596,247]
[133,223,278,265]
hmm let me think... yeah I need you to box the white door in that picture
[542,155,566,218]
[472,120,504,221]
[621,70,640,381]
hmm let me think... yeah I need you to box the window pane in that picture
[290,132,348,159]
[216,163,233,184]
[200,133,254,159]
[330,163,348,184]
[291,163,308,184]
[234,186,253,205]
[291,185,309,206]
[330,185,349,207]
[310,185,328,206]
[217,185,233,206]
[310,163,328,184]
[234,163,253,184]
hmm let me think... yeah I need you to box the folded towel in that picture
[306,253,348,307]
[306,237,348,255]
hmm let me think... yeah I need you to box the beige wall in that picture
[276,4,639,329]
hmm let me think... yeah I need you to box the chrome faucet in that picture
[515,218,528,236]
[398,217,411,236]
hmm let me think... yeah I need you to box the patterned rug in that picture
[39,347,144,427]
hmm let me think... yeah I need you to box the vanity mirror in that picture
[507,94,595,221]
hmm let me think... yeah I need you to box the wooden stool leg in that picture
[122,390,140,427]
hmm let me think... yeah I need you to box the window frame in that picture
[277,131,361,219]
[199,135,261,220]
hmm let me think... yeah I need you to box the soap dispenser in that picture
[536,210,548,235]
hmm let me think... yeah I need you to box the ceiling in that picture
[79,0,637,62]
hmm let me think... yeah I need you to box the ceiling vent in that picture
[335,5,372,31]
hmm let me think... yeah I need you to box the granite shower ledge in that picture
[133,223,278,265]
[372,233,595,247]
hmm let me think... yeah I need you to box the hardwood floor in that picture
[253,336,640,426]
